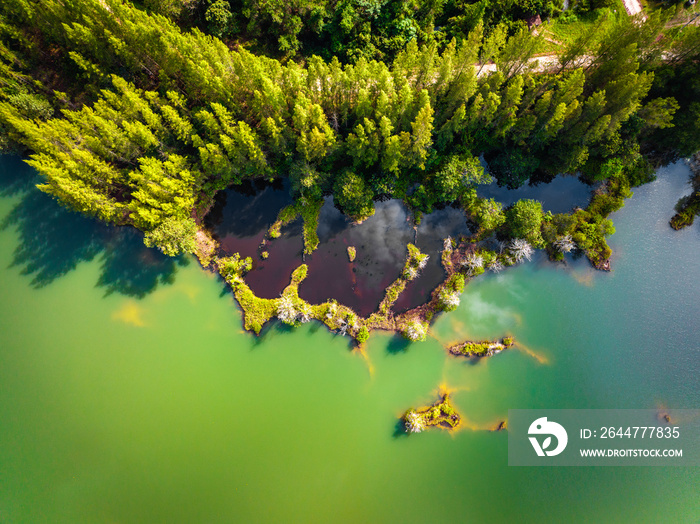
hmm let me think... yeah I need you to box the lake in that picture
[0,155,698,522]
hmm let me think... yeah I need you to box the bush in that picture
[143,216,198,256]
[333,170,375,221]
[468,197,506,234]
[438,288,460,311]
[505,199,544,246]
[403,320,427,342]
[218,253,253,280]
[356,325,370,343]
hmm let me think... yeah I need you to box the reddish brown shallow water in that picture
[207,175,594,316]
[207,186,469,316]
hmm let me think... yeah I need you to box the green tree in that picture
[433,153,490,202]
[333,170,374,221]
[129,155,198,230]
[143,215,198,256]
[505,198,544,245]
[469,197,506,232]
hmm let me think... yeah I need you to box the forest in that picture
[0,0,699,261]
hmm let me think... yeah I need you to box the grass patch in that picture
[545,8,619,49]
[378,279,407,315]
[268,197,323,254]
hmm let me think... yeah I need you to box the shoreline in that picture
[196,174,630,344]
[670,153,700,230]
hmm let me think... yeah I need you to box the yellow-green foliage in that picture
[406,243,427,266]
[217,253,253,281]
[268,204,300,238]
[268,198,322,254]
[404,393,460,432]
[217,254,273,333]
[300,198,322,254]
[444,273,465,293]
[375,242,428,317]
[366,313,386,327]
[218,260,365,339]
[478,249,497,268]
[461,341,493,356]
[290,264,308,284]
[441,238,453,268]
[232,281,278,334]
[448,336,512,357]
[378,279,406,315]
[356,325,370,343]
[570,175,631,266]
[347,246,356,262]
[401,319,428,342]
[670,166,700,230]
[402,243,429,279]
[671,196,700,230]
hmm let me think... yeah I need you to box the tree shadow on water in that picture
[392,417,409,438]
[206,180,293,239]
[0,155,37,197]
[97,227,188,298]
[386,334,411,355]
[0,161,182,298]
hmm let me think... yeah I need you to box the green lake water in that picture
[0,156,698,523]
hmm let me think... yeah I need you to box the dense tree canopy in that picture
[0,0,698,255]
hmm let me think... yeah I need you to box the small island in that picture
[448,337,515,358]
[403,393,461,434]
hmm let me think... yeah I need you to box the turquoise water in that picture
[0,157,698,522]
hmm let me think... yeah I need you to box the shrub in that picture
[438,288,460,311]
[356,325,370,343]
[461,253,484,274]
[553,235,575,253]
[277,295,298,325]
[405,410,425,433]
[217,253,253,280]
[505,199,544,246]
[446,273,465,293]
[143,216,198,256]
[487,258,505,272]
[333,170,375,221]
[507,238,534,263]
[403,320,427,342]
